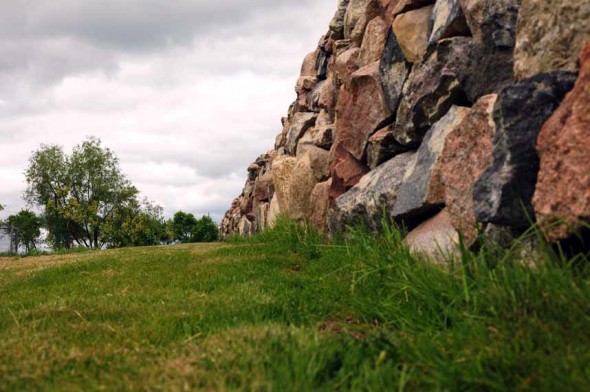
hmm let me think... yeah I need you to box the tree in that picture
[7,210,42,253]
[25,137,138,249]
[169,212,218,243]
[193,215,218,242]
[101,198,166,248]
[171,211,198,243]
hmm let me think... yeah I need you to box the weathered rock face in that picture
[334,62,392,161]
[394,37,471,146]
[392,5,434,63]
[365,126,406,170]
[440,95,497,245]
[514,0,590,80]
[221,0,587,257]
[428,0,469,46]
[330,152,416,231]
[379,27,411,113]
[473,72,577,228]
[393,106,470,218]
[533,42,590,241]
[285,113,317,156]
[358,17,388,67]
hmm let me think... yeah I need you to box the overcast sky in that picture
[0,0,336,222]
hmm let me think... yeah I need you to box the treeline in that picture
[1,137,218,253]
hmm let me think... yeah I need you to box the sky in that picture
[0,0,337,223]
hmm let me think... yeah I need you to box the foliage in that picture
[24,137,139,249]
[6,210,42,253]
[101,198,166,248]
[170,211,218,243]
[0,221,588,390]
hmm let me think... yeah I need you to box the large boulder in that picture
[459,0,520,45]
[333,47,360,87]
[440,94,497,245]
[379,27,411,114]
[514,0,590,80]
[287,153,319,221]
[310,180,333,232]
[253,172,274,202]
[271,156,297,213]
[394,37,471,146]
[473,72,577,228]
[297,143,330,181]
[392,5,434,63]
[357,16,389,67]
[285,113,317,156]
[334,61,392,160]
[365,126,407,170]
[428,0,470,46]
[404,209,459,260]
[330,0,352,39]
[344,0,377,39]
[329,144,370,199]
[330,152,416,231]
[393,106,470,218]
[533,42,590,241]
[459,0,520,102]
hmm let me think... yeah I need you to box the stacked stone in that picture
[220,0,590,259]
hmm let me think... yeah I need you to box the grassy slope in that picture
[0,222,589,391]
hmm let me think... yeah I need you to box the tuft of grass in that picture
[0,218,588,390]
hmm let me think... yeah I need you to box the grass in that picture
[0,219,588,391]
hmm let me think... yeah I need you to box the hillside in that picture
[1,222,588,390]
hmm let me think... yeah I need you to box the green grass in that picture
[0,220,589,391]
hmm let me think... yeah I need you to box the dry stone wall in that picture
[220,0,590,258]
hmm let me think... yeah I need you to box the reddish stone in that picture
[253,172,274,202]
[534,41,590,241]
[440,94,497,245]
[334,61,392,161]
[404,209,459,260]
[329,144,370,199]
[358,16,388,67]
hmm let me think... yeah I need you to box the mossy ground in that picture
[0,221,588,391]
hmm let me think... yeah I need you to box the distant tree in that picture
[193,215,218,242]
[7,210,42,253]
[169,212,218,243]
[102,198,166,248]
[171,211,198,243]
[25,137,138,249]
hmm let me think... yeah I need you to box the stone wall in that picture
[220,0,590,257]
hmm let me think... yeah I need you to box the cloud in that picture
[0,0,337,222]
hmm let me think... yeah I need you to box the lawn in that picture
[0,221,588,391]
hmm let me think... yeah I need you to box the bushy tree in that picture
[101,199,166,248]
[171,211,198,243]
[193,215,218,242]
[25,137,138,249]
[7,210,42,253]
[169,212,218,243]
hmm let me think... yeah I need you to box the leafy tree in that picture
[102,198,166,248]
[171,211,198,243]
[7,210,42,253]
[169,212,218,243]
[25,137,138,249]
[193,215,218,242]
